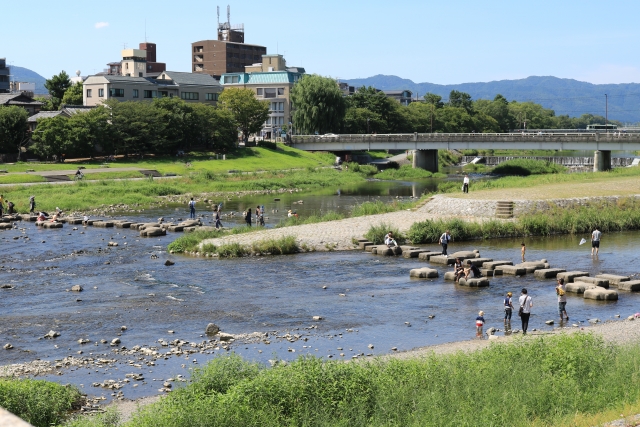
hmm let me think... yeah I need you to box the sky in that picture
[4,0,640,85]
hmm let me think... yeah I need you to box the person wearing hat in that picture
[504,292,514,323]
[29,196,36,214]
[287,209,293,218]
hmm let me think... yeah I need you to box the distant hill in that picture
[9,66,47,94]
[342,75,640,123]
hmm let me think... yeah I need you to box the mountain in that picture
[342,75,640,123]
[9,66,48,95]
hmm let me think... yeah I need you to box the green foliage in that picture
[29,115,71,159]
[251,235,299,255]
[167,230,224,253]
[0,378,81,427]
[343,162,378,176]
[218,88,269,142]
[492,159,566,175]
[374,164,433,180]
[364,222,406,245]
[351,200,414,216]
[0,105,28,156]
[127,334,640,427]
[214,242,247,258]
[291,74,346,134]
[276,211,345,227]
[61,81,84,106]
[62,407,121,427]
[438,150,462,167]
[44,70,71,110]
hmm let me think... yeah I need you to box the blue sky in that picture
[5,0,640,84]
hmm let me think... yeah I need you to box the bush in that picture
[0,379,82,427]
[351,200,413,217]
[215,242,247,258]
[251,235,299,255]
[167,230,223,253]
[364,222,405,245]
[374,165,433,180]
[493,158,566,176]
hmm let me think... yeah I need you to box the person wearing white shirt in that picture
[463,175,470,193]
[591,226,602,256]
[518,288,533,335]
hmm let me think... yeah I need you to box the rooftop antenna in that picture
[227,5,230,25]
[217,6,220,28]
[144,19,147,42]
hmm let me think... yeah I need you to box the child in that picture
[521,242,526,262]
[476,311,485,335]
[504,292,514,322]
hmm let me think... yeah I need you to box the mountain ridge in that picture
[8,66,48,94]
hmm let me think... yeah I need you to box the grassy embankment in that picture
[61,334,640,427]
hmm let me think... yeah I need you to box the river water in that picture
[1,180,640,400]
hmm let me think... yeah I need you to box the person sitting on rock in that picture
[7,201,14,215]
[454,258,465,282]
[384,231,398,247]
[37,212,46,222]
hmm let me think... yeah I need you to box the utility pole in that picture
[430,104,433,133]
[605,94,608,132]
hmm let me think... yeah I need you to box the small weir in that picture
[461,156,638,167]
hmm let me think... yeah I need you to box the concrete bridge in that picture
[288,133,640,172]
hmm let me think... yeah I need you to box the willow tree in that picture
[290,74,345,134]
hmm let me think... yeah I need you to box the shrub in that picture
[365,222,405,245]
[492,158,566,175]
[251,236,299,255]
[373,165,433,180]
[215,242,247,258]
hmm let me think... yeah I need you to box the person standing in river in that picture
[591,226,601,256]
[245,208,252,226]
[556,278,568,321]
[214,208,223,230]
[188,198,196,219]
[519,288,533,335]
[440,230,451,257]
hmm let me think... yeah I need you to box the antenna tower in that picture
[217,6,220,27]
[227,5,230,25]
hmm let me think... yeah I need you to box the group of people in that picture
[453,257,482,282]
[0,194,16,216]
[243,206,265,227]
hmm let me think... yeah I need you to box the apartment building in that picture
[0,58,10,93]
[82,71,222,107]
[105,42,167,77]
[221,54,304,139]
[383,90,413,106]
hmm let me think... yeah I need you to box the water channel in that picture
[1,178,639,401]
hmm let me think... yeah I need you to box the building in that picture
[27,105,95,132]
[0,58,10,93]
[191,9,266,78]
[221,54,305,139]
[105,43,166,78]
[82,71,222,107]
[382,90,413,106]
[0,93,43,115]
[338,82,355,97]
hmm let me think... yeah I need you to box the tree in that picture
[448,90,474,113]
[424,93,444,109]
[30,116,71,160]
[66,107,113,157]
[106,100,166,157]
[0,106,29,156]
[290,74,346,134]
[61,82,84,106]
[153,97,198,154]
[44,71,72,110]
[218,88,269,142]
[191,104,237,153]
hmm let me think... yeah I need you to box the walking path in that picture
[4,167,144,176]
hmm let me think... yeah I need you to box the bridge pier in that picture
[413,149,439,172]
[593,150,612,172]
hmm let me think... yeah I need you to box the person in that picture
[463,175,470,193]
[476,311,485,336]
[463,262,482,280]
[29,196,36,214]
[519,288,533,335]
[214,208,223,229]
[440,230,451,257]
[385,231,398,247]
[454,258,465,282]
[288,209,293,218]
[188,198,196,219]
[7,201,15,214]
[245,208,252,226]
[556,278,569,321]
[504,292,514,323]
[256,205,264,226]
[37,212,46,222]
[521,242,526,262]
[0,195,3,217]
[75,168,84,180]
[591,226,601,256]
[83,215,90,226]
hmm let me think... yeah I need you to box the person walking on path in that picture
[29,196,36,214]
[440,230,451,257]
[521,242,526,262]
[519,288,533,335]
[556,278,569,321]
[463,175,470,193]
[188,198,196,219]
[504,292,514,323]
[245,208,252,226]
[591,226,601,256]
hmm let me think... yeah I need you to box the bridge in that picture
[288,132,640,172]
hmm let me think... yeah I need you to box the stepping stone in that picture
[479,268,494,277]
[482,261,513,270]
[114,222,133,228]
[514,261,549,273]
[450,250,480,259]
[458,277,490,287]
[444,271,457,281]
[418,251,442,261]
[595,274,630,286]
[358,241,374,250]
[583,288,618,301]
[495,266,526,276]
[617,280,640,292]
[403,249,431,259]
[93,221,114,228]
[565,282,595,294]
[574,276,609,288]
[409,268,439,279]
[364,244,376,252]
[463,257,493,267]
[372,245,402,256]
[557,271,589,283]
[356,238,369,243]
[430,255,454,265]
[167,225,184,232]
[534,268,566,279]
[399,245,419,252]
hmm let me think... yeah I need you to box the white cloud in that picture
[94,22,109,29]
[577,64,640,84]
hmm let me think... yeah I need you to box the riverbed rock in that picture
[178,219,202,228]
[565,282,595,294]
[409,268,439,279]
[3,343,13,350]
[111,338,121,346]
[458,277,490,287]
[403,249,431,258]
[312,316,323,321]
[107,241,118,247]
[78,339,90,344]
[167,225,184,232]
[164,260,175,266]
[557,271,590,283]
[71,285,83,292]
[545,320,554,325]
[583,288,618,301]
[140,227,166,237]
[418,251,442,261]
[617,280,640,292]
[205,323,220,336]
[574,276,610,288]
[218,333,234,341]
[534,268,566,279]
[595,274,630,286]
[0,284,13,289]
[44,330,60,339]
[482,260,513,270]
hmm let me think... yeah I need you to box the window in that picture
[109,88,124,97]
[144,90,157,99]
[180,92,199,100]
[256,88,263,96]
[160,91,168,97]
[280,102,284,111]
[277,88,285,95]
[266,117,271,125]
[133,89,139,98]
[98,88,104,97]
[264,88,276,98]
[205,93,218,101]
[86,89,92,98]
[223,75,240,84]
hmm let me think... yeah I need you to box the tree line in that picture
[290,75,620,134]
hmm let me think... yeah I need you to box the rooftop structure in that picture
[105,43,166,77]
[0,92,43,115]
[0,58,10,93]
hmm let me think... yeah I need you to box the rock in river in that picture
[205,323,220,336]
[71,285,83,292]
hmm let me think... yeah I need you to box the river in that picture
[1,180,639,401]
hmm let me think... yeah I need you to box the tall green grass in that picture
[374,165,436,180]
[365,222,406,245]
[0,378,81,427]
[351,199,415,216]
[120,333,640,427]
[275,211,345,227]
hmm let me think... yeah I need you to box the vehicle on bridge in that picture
[586,124,617,131]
